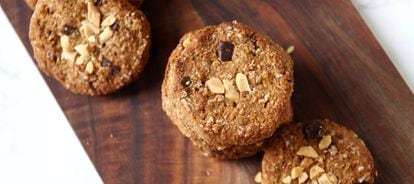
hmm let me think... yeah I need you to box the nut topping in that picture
[223,79,239,100]
[286,45,295,54]
[254,172,262,183]
[206,78,225,94]
[99,27,113,43]
[85,61,94,74]
[282,176,292,184]
[318,135,332,150]
[309,165,325,179]
[60,35,72,52]
[75,55,87,65]
[81,21,100,37]
[74,44,90,57]
[87,35,97,43]
[298,172,309,184]
[101,15,117,27]
[296,146,319,158]
[317,173,332,184]
[291,166,304,179]
[300,158,314,169]
[61,51,77,62]
[236,73,251,92]
[87,2,101,28]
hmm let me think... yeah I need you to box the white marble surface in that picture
[0,7,102,184]
[0,1,413,184]
[352,0,414,91]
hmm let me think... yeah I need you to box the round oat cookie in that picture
[182,102,293,160]
[262,119,376,184]
[162,21,294,149]
[29,0,151,95]
[25,0,144,10]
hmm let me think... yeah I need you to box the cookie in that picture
[162,21,294,158]
[261,119,377,184]
[25,0,144,10]
[29,0,151,95]
[187,102,292,160]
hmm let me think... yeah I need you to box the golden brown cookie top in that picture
[262,119,377,184]
[162,21,294,147]
[29,0,151,95]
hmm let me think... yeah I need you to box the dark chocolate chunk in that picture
[111,66,121,75]
[101,58,112,67]
[62,24,75,35]
[94,0,103,7]
[303,121,323,140]
[181,76,192,88]
[217,40,234,61]
[111,22,120,31]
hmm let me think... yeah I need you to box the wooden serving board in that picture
[1,0,413,183]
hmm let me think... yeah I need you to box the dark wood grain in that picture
[1,0,413,183]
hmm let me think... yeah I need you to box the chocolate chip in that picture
[101,58,112,67]
[94,0,104,7]
[217,40,234,61]
[111,22,120,31]
[181,76,192,88]
[62,24,75,35]
[303,121,323,140]
[111,66,121,75]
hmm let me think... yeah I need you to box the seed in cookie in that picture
[217,40,234,61]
